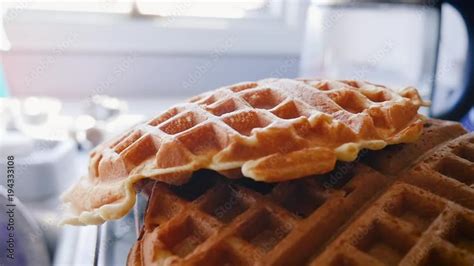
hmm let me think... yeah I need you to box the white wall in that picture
[0,8,303,99]
[2,52,299,99]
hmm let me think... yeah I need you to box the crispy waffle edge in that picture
[61,78,427,225]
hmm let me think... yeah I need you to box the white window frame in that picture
[3,0,309,56]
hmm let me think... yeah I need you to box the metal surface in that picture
[53,193,149,266]
[313,0,441,6]
[96,193,147,266]
[53,225,99,265]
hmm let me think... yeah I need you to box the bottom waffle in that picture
[128,119,474,266]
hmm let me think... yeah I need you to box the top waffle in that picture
[62,78,425,225]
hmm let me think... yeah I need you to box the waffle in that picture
[62,78,426,225]
[127,119,474,265]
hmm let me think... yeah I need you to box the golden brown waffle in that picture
[62,78,426,225]
[127,119,473,266]
[365,118,468,175]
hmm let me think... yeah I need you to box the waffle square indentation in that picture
[113,130,142,154]
[271,100,308,119]
[145,188,183,228]
[199,184,251,223]
[271,182,326,219]
[241,89,284,110]
[326,90,368,114]
[354,221,415,266]
[237,209,292,252]
[445,214,474,253]
[159,112,207,135]
[121,135,159,171]
[148,107,180,126]
[177,124,229,155]
[222,110,271,136]
[454,144,474,163]
[422,246,473,266]
[435,156,474,187]
[159,216,214,258]
[383,190,443,234]
[206,98,242,116]
[196,245,249,265]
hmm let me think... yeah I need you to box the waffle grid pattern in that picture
[315,131,474,266]
[90,79,424,183]
[128,120,474,266]
[130,165,391,266]
[314,183,474,266]
[62,79,426,225]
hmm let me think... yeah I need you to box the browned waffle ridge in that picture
[62,78,426,225]
[128,119,474,265]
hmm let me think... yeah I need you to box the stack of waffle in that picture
[62,79,473,265]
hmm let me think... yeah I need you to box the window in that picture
[4,0,270,18]
[137,0,268,18]
[3,0,307,55]
[3,1,132,14]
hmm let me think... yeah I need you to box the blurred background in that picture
[0,0,472,265]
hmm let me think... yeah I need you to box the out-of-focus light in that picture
[23,97,42,116]
[6,0,134,14]
[137,0,266,18]
[22,97,61,116]
[75,115,96,130]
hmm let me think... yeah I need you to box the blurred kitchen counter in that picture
[61,97,185,118]
[17,97,186,263]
